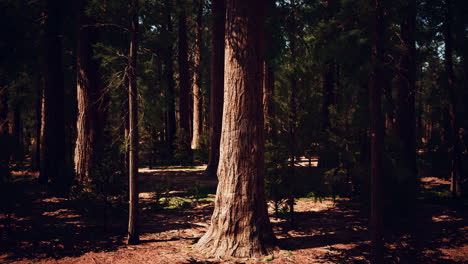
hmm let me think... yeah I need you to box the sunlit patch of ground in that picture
[1,169,467,264]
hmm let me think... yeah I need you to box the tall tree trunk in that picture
[287,4,298,226]
[205,0,225,178]
[178,5,192,155]
[191,0,203,150]
[32,76,42,172]
[444,0,463,197]
[0,86,10,180]
[164,2,176,158]
[369,0,385,263]
[396,0,417,203]
[127,0,140,245]
[263,64,276,136]
[11,106,24,162]
[196,0,276,257]
[74,0,104,186]
[42,0,69,193]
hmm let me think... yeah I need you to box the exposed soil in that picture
[1,167,467,264]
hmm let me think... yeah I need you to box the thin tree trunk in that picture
[263,65,276,136]
[205,0,225,178]
[322,61,335,131]
[196,0,276,257]
[0,86,10,180]
[287,4,298,226]
[191,0,203,150]
[42,0,68,193]
[127,0,140,245]
[164,2,176,157]
[74,0,104,186]
[178,5,192,153]
[32,76,42,172]
[396,0,417,200]
[39,81,46,183]
[396,1,418,261]
[444,0,463,197]
[369,0,385,263]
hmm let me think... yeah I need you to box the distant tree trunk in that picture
[383,73,394,130]
[164,2,176,157]
[0,87,7,135]
[178,6,192,151]
[0,86,10,179]
[444,0,463,197]
[263,64,276,136]
[11,106,24,162]
[191,0,203,150]
[42,0,69,193]
[32,76,42,172]
[396,0,417,202]
[322,61,335,131]
[127,0,140,245]
[205,0,225,178]
[196,0,276,257]
[369,0,385,263]
[39,82,46,182]
[74,0,105,186]
[287,6,298,226]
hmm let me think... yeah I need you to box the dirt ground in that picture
[1,167,467,264]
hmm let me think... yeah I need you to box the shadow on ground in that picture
[1,168,466,264]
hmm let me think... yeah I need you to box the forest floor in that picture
[0,165,467,264]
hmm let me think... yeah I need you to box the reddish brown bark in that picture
[191,0,203,150]
[196,0,276,257]
[205,0,225,178]
[127,0,140,245]
[74,0,105,186]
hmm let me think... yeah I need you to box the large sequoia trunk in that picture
[191,0,203,150]
[205,0,225,178]
[127,0,140,245]
[369,0,385,263]
[74,0,105,186]
[196,0,276,257]
[41,0,69,192]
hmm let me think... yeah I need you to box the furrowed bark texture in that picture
[127,0,140,245]
[205,0,225,178]
[191,0,203,150]
[74,0,104,186]
[369,0,385,263]
[196,0,276,257]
